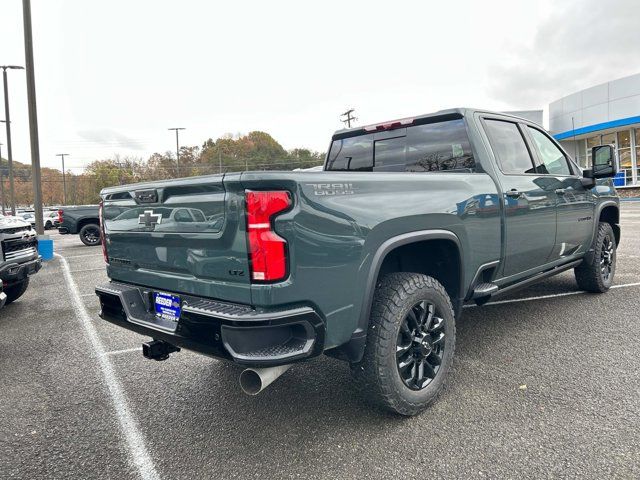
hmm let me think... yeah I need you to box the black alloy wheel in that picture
[80,224,101,246]
[396,300,446,390]
[600,233,614,282]
[575,222,616,293]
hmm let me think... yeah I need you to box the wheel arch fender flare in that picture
[336,230,463,364]
[585,201,620,264]
[77,217,100,230]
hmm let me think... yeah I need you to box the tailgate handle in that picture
[134,189,158,204]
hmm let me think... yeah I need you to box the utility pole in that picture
[1,67,23,216]
[0,142,4,215]
[56,153,69,205]
[340,108,357,128]
[22,0,44,233]
[168,127,185,177]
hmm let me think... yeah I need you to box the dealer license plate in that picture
[153,292,181,322]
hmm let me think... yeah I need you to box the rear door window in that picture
[484,120,536,175]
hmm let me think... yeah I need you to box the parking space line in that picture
[464,281,640,308]
[64,253,104,259]
[56,253,160,480]
[104,347,140,357]
[70,267,106,273]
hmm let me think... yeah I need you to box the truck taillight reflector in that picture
[57,209,63,224]
[245,190,291,282]
[99,201,108,264]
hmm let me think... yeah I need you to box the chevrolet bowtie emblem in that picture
[138,210,162,228]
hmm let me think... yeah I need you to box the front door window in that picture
[527,127,572,176]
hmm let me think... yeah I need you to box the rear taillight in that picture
[99,201,108,264]
[245,190,291,282]
[57,209,63,224]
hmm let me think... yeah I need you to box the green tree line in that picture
[0,131,325,207]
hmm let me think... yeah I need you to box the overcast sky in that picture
[0,0,639,173]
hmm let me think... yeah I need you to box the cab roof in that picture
[331,108,541,139]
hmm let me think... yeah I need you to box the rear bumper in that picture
[95,281,325,367]
[0,257,42,285]
[57,227,69,234]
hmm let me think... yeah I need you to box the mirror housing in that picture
[583,145,617,179]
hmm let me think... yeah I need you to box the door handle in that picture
[555,188,566,195]
[505,189,522,199]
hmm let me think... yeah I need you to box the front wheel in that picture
[4,278,30,305]
[79,223,101,246]
[352,272,456,416]
[574,222,616,293]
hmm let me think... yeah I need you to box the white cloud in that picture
[0,0,635,172]
[488,0,640,107]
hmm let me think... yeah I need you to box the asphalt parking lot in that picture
[1,204,639,479]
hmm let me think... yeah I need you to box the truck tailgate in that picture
[102,174,251,304]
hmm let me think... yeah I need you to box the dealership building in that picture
[549,72,640,196]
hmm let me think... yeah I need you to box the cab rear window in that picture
[326,119,475,172]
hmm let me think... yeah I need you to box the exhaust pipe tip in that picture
[239,369,263,395]
[239,364,292,395]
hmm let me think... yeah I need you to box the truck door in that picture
[523,126,595,259]
[483,118,557,277]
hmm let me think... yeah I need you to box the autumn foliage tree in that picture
[0,131,325,207]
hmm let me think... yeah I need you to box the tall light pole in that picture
[22,0,44,234]
[1,66,23,216]
[0,119,12,215]
[0,142,5,215]
[168,127,185,177]
[56,153,69,205]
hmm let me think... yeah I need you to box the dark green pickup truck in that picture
[95,108,620,415]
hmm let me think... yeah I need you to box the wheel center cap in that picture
[413,336,431,358]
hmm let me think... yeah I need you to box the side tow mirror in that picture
[584,144,617,179]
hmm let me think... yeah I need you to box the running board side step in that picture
[472,282,499,299]
[472,259,583,306]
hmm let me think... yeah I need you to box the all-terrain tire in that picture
[4,278,30,305]
[79,223,101,246]
[352,272,456,416]
[574,222,616,293]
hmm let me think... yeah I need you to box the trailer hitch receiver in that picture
[142,340,180,361]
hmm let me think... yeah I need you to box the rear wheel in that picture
[574,222,616,293]
[4,278,30,305]
[352,272,456,416]
[79,223,101,246]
